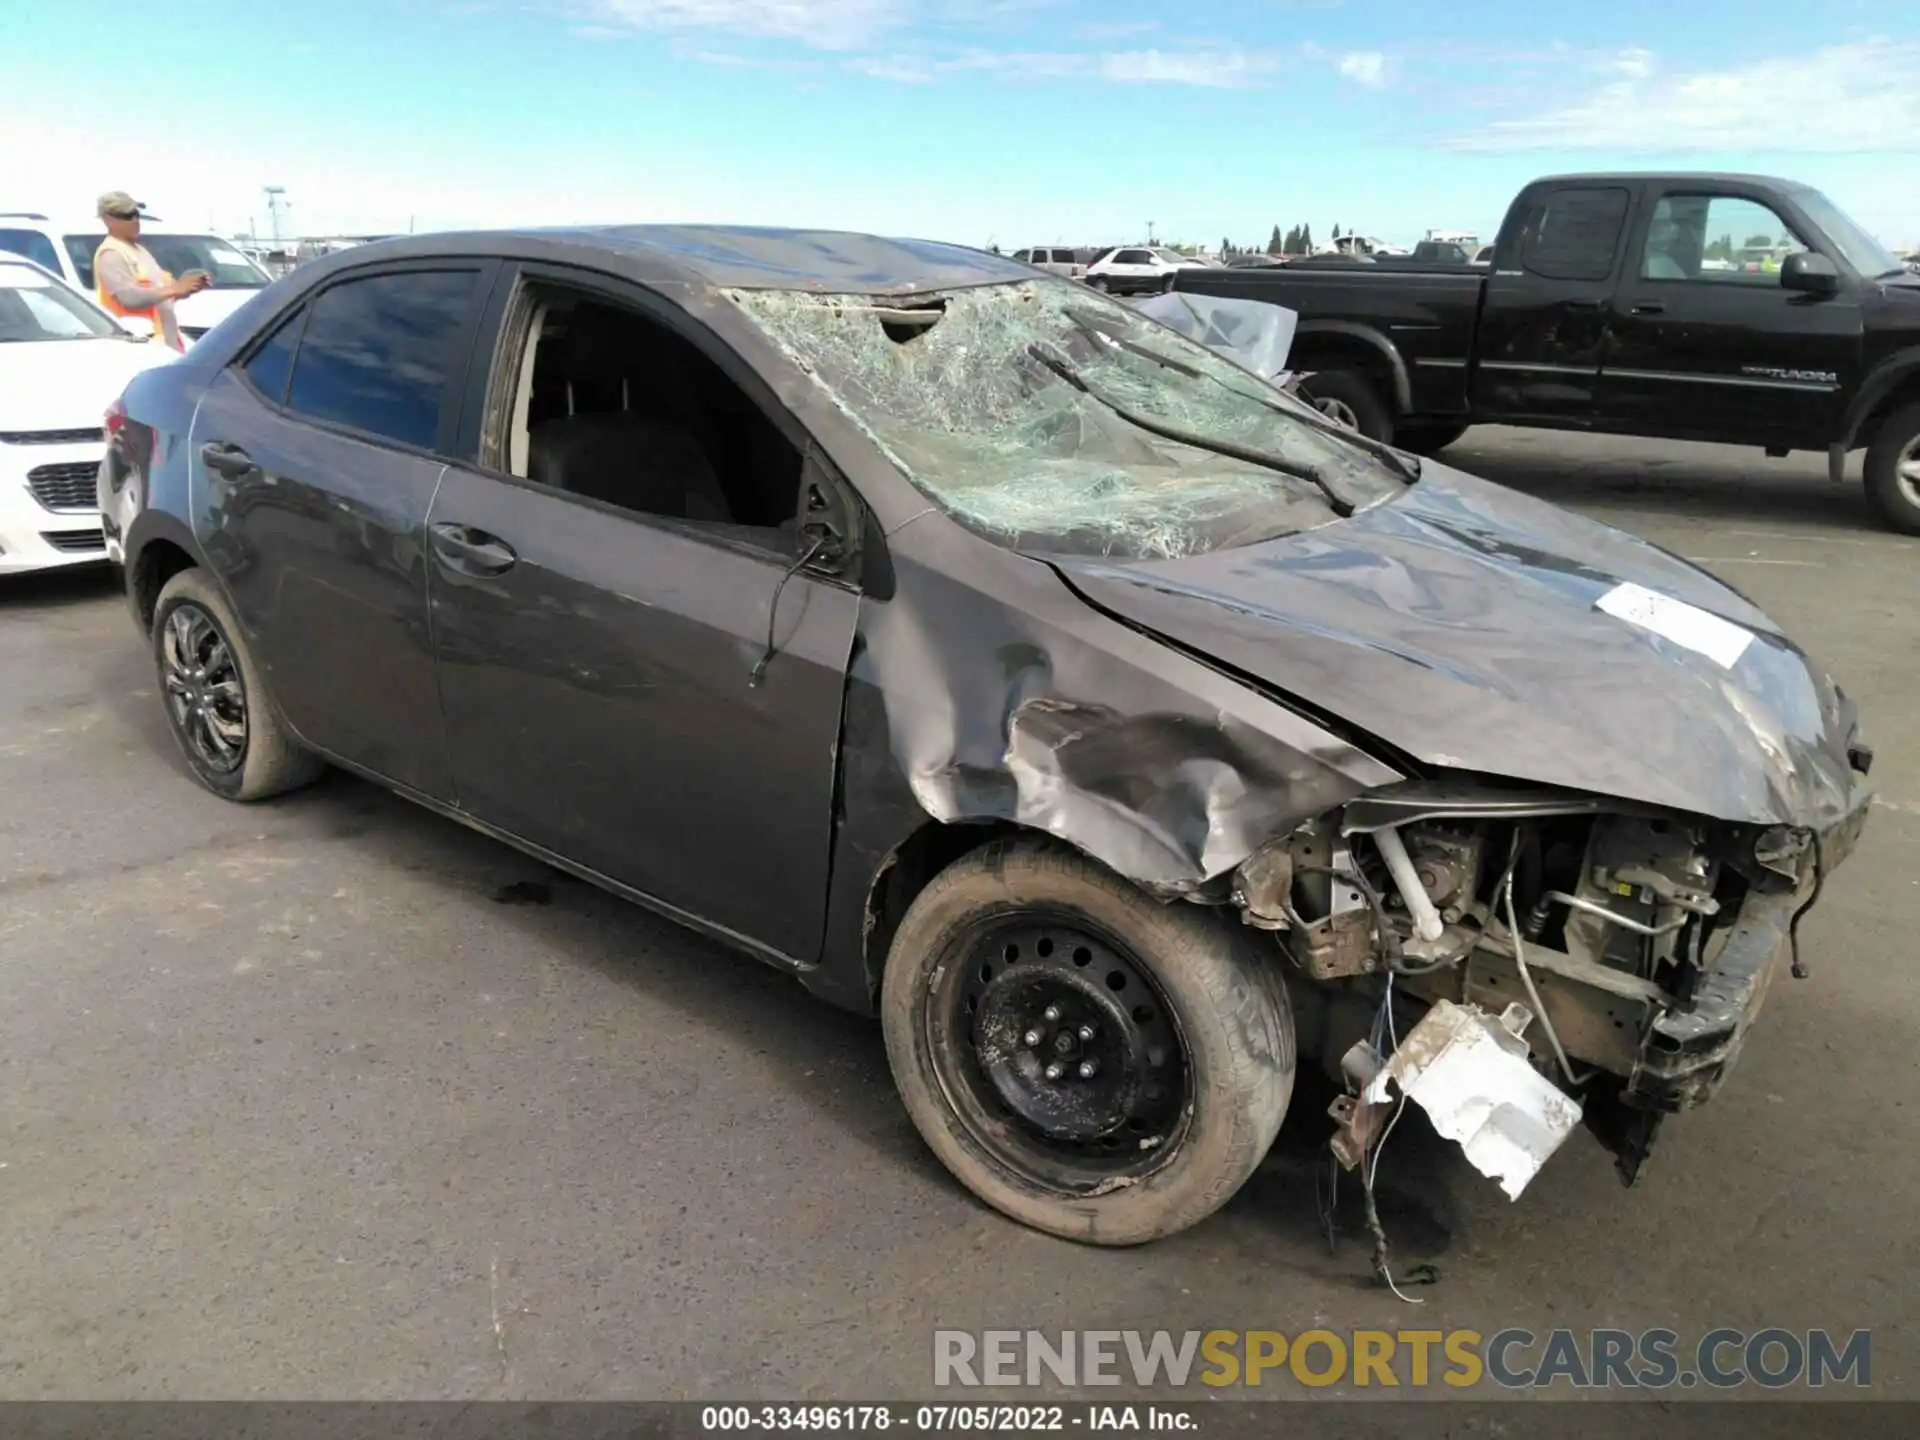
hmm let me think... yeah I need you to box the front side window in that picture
[282,270,480,451]
[1640,195,1809,282]
[0,228,62,274]
[731,279,1406,560]
[1114,249,1152,265]
[1517,187,1630,282]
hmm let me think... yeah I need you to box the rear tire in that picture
[1395,422,1469,456]
[881,838,1295,1246]
[152,568,324,802]
[1863,400,1920,536]
[1298,368,1394,444]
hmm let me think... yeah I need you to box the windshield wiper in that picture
[1066,307,1421,484]
[1025,345,1356,518]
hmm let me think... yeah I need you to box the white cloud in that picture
[845,52,938,80]
[1451,39,1920,152]
[585,0,905,50]
[1336,50,1385,87]
[1097,49,1282,87]
[834,45,1281,86]
[1599,46,1655,80]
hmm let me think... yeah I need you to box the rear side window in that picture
[282,269,480,451]
[243,306,306,404]
[1517,187,1630,282]
[0,228,62,274]
[1115,249,1152,264]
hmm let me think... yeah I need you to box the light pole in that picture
[263,186,287,244]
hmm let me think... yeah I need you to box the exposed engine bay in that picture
[1227,783,1872,1197]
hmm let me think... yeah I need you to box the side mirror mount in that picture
[795,447,857,571]
[1781,251,1840,298]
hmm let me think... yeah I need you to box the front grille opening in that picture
[41,528,106,554]
[27,462,99,513]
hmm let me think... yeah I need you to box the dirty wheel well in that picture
[133,540,196,633]
[863,821,1024,1000]
[1856,373,1920,452]
[1289,335,1400,414]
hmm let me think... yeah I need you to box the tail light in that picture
[104,396,127,441]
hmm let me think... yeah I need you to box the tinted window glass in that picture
[1640,194,1809,282]
[283,270,479,450]
[1115,249,1152,264]
[62,236,98,289]
[1518,187,1629,282]
[243,306,305,404]
[0,228,62,274]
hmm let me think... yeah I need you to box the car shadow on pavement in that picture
[0,562,123,611]
[1446,435,1884,535]
[186,756,1463,1263]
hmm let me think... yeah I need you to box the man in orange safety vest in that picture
[91,190,208,352]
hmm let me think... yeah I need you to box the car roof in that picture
[1524,171,1808,191]
[294,224,1037,295]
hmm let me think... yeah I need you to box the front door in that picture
[424,468,859,959]
[1470,184,1633,425]
[187,262,493,797]
[1599,188,1859,447]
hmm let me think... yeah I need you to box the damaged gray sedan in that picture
[103,229,1874,1247]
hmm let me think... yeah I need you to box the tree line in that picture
[1214,223,1353,258]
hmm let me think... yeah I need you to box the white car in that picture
[0,255,176,575]
[0,212,275,344]
[1085,245,1205,296]
[1010,246,1088,281]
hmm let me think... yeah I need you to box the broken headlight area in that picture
[1231,783,1867,1199]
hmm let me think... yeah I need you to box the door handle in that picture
[1631,302,1667,316]
[1562,298,1604,310]
[429,521,517,576]
[199,441,257,479]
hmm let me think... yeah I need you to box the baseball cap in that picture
[96,191,145,219]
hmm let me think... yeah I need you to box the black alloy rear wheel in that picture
[151,569,324,801]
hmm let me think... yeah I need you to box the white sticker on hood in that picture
[1595,581,1754,669]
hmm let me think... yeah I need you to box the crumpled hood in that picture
[1053,464,1861,829]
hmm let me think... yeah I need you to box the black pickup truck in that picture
[1172,173,1920,533]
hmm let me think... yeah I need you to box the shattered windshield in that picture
[729,280,1402,559]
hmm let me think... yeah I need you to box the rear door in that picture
[187,260,494,797]
[1470,184,1633,424]
[1598,186,1859,447]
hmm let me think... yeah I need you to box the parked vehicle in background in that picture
[1472,244,1496,266]
[1425,228,1480,254]
[1086,245,1205,295]
[0,254,175,574]
[100,225,1871,1244]
[0,214,276,343]
[1172,172,1920,533]
[1321,234,1406,258]
[1011,247,1088,281]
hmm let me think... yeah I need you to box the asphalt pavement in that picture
[1,429,1915,1405]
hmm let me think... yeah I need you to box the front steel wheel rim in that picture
[161,603,248,774]
[1313,395,1361,431]
[927,914,1193,1193]
[1897,435,1920,510]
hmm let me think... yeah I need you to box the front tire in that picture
[881,839,1295,1246]
[1863,400,1920,536]
[1298,368,1394,443]
[152,568,324,801]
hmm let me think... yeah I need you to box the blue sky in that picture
[3,0,1916,249]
